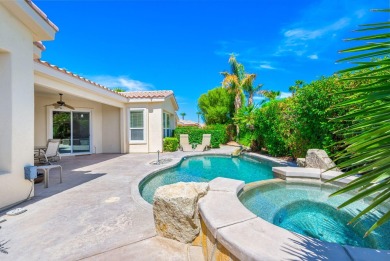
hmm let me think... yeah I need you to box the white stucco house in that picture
[0,1,178,210]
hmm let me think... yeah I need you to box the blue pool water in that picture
[140,155,280,203]
[239,181,390,250]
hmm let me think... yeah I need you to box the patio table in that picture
[36,165,62,188]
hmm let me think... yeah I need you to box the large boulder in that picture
[153,182,209,243]
[296,158,306,167]
[305,149,338,171]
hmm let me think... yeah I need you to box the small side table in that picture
[36,165,62,188]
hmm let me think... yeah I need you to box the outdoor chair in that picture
[194,134,211,152]
[38,139,61,164]
[180,134,193,152]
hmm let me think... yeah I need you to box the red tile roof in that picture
[122,91,174,99]
[25,0,59,32]
[35,59,177,104]
[35,59,127,97]
[34,41,46,51]
[177,120,200,127]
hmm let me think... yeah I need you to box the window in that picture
[163,112,173,138]
[130,110,145,141]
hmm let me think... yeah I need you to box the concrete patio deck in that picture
[0,146,236,261]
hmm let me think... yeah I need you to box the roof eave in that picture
[166,93,179,111]
[1,1,58,41]
[34,60,128,103]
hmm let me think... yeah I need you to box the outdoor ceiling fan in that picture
[48,93,75,110]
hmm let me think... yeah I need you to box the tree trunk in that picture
[235,92,241,141]
[248,94,253,106]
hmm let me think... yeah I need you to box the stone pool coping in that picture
[198,177,390,261]
[272,166,357,184]
[131,150,239,210]
[131,151,293,210]
[131,150,296,209]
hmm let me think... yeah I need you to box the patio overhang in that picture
[34,60,127,108]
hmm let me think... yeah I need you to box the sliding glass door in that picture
[52,111,91,154]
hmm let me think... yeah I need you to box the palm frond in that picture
[329,11,390,235]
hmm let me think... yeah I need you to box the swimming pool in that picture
[140,155,281,203]
[239,180,390,250]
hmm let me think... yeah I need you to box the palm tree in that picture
[242,75,263,106]
[221,54,245,114]
[180,112,186,120]
[328,12,390,235]
[221,54,257,138]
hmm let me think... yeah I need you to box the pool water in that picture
[140,155,279,203]
[239,181,390,250]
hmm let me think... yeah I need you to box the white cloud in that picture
[279,92,292,99]
[277,17,351,56]
[287,18,350,41]
[87,75,153,91]
[259,64,276,70]
[308,54,318,60]
[253,96,266,101]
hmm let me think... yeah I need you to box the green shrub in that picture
[248,74,359,158]
[238,131,252,147]
[163,137,178,152]
[254,100,290,156]
[286,75,354,158]
[204,124,230,144]
[198,87,235,124]
[174,126,226,148]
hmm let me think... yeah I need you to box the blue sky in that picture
[35,0,388,122]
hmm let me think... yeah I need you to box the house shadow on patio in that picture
[4,154,125,212]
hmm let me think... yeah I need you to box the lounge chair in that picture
[180,134,193,152]
[194,134,211,152]
[38,139,61,164]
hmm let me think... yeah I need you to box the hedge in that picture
[163,137,179,152]
[249,74,359,158]
[174,126,226,148]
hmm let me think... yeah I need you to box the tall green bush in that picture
[198,87,235,125]
[248,74,359,158]
[253,100,290,156]
[286,75,353,158]
[174,126,226,148]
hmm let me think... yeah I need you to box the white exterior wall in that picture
[148,105,163,153]
[127,99,176,153]
[0,6,38,209]
[162,97,178,130]
[102,104,121,153]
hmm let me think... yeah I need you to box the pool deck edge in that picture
[198,177,390,261]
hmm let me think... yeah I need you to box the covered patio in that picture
[0,147,236,260]
[34,59,127,155]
